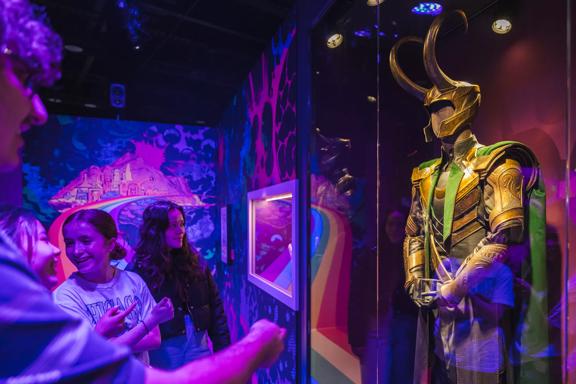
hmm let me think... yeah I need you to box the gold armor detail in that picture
[405,143,537,294]
[406,214,418,236]
[472,144,538,190]
[487,158,524,232]
[389,11,480,142]
[453,188,481,221]
[452,221,483,246]
[452,205,478,233]
[403,237,425,289]
[453,243,508,296]
[422,83,480,140]
[411,159,440,184]
[455,167,479,201]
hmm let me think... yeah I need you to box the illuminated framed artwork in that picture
[247,180,298,310]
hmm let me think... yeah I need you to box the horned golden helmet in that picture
[389,10,481,142]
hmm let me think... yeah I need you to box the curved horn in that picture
[423,10,468,90]
[389,36,428,101]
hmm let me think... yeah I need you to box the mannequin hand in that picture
[409,279,439,308]
[95,301,137,338]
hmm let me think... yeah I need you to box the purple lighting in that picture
[411,2,442,15]
[354,28,372,38]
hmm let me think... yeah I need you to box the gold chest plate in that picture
[420,165,483,247]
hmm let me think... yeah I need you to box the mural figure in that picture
[390,10,549,384]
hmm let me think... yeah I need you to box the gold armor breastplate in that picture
[411,141,538,258]
[430,163,483,249]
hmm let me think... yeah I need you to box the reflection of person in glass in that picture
[390,10,548,384]
[348,209,418,384]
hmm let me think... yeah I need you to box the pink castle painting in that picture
[49,152,205,211]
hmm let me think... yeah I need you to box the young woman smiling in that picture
[53,209,174,364]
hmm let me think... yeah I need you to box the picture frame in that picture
[247,179,298,310]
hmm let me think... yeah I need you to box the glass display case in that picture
[307,0,574,382]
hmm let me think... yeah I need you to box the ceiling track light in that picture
[492,18,512,34]
[492,0,517,35]
[411,2,443,16]
[326,33,344,49]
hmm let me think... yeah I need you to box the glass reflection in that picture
[253,196,293,292]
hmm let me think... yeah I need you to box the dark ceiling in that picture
[37,0,295,126]
[312,0,513,97]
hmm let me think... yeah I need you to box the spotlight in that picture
[84,103,97,109]
[366,0,385,6]
[367,96,377,103]
[411,3,442,15]
[326,33,344,49]
[47,98,62,103]
[492,18,512,34]
[492,0,517,35]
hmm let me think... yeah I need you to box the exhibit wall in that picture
[216,17,298,384]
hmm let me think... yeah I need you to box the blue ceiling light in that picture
[354,28,372,38]
[411,2,443,15]
[116,0,143,50]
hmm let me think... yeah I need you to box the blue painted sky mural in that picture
[23,115,218,281]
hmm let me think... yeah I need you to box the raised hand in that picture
[95,301,137,338]
[147,297,174,328]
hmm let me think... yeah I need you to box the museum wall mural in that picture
[216,17,298,384]
[22,116,219,282]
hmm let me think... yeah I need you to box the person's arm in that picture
[145,319,285,384]
[112,297,173,353]
[0,239,146,383]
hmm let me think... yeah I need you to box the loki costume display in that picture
[390,10,549,384]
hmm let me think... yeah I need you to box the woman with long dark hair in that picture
[132,200,230,369]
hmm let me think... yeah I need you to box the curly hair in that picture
[0,0,62,86]
[133,200,203,302]
[0,205,40,263]
[63,209,126,261]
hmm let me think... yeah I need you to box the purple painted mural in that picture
[217,19,298,383]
